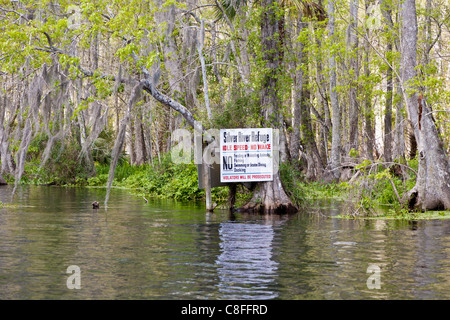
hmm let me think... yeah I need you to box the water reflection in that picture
[3,186,450,299]
[216,221,278,299]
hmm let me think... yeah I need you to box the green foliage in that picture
[27,132,49,161]
[279,160,344,206]
[212,90,260,129]
[14,139,93,186]
[43,138,93,186]
[349,148,359,158]
[19,162,50,185]
[158,164,203,201]
[340,158,419,216]
[12,127,118,186]
[90,153,227,202]
[139,160,203,201]
[87,174,108,186]
[279,160,306,207]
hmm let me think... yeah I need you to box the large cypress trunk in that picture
[239,0,297,214]
[241,173,297,214]
[401,0,450,210]
[405,96,450,210]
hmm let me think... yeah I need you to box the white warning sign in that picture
[220,128,273,183]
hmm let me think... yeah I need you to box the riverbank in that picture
[86,158,346,210]
[4,153,450,219]
[2,153,343,209]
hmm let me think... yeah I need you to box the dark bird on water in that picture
[92,201,99,209]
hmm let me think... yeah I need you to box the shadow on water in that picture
[1,185,450,299]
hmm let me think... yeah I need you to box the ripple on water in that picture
[2,186,450,299]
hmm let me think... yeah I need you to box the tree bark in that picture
[405,96,450,210]
[296,16,325,181]
[382,0,393,163]
[363,33,375,161]
[134,109,147,166]
[0,173,6,185]
[154,2,186,137]
[213,0,251,86]
[126,120,136,165]
[197,19,213,122]
[240,0,297,214]
[347,0,359,154]
[401,0,450,210]
[328,0,341,180]
[400,0,420,147]
[289,18,301,162]
[393,78,405,160]
[315,28,331,165]
[290,85,301,161]
[384,45,393,163]
[228,183,237,211]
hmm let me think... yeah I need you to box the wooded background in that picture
[0,0,449,210]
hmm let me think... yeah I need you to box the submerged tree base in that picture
[238,174,298,214]
[238,202,298,214]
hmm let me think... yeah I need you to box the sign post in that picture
[220,128,273,183]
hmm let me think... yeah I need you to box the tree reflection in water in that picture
[216,221,278,299]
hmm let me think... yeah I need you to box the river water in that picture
[1,185,450,300]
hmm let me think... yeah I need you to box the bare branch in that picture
[0,6,29,21]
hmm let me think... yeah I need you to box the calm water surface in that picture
[1,185,450,299]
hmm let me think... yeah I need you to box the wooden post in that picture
[203,162,213,212]
[228,183,237,212]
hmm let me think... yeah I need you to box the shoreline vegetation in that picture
[1,1,450,214]
[2,151,450,220]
